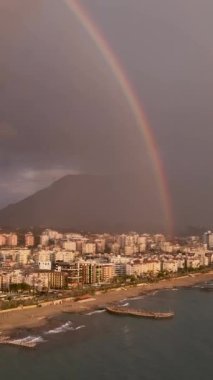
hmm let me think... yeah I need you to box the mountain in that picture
[0,174,164,232]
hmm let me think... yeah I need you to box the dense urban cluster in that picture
[0,229,213,299]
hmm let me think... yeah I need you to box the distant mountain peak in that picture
[0,174,164,232]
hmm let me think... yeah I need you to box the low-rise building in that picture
[162,260,178,273]
[38,261,52,271]
[186,257,201,269]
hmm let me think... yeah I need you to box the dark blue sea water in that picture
[1,286,213,380]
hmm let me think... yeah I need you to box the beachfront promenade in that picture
[0,271,213,334]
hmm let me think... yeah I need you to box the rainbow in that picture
[63,0,174,235]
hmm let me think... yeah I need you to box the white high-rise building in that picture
[61,241,76,251]
[203,231,213,249]
[82,243,96,255]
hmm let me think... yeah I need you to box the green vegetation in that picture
[9,283,31,293]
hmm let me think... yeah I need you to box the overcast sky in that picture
[1,0,213,232]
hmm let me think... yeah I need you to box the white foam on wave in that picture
[45,321,74,335]
[27,336,46,343]
[120,302,129,307]
[75,325,85,330]
[44,321,86,335]
[86,309,106,316]
[11,335,46,344]
[150,291,158,296]
[128,296,144,301]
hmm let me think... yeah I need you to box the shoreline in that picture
[1,271,213,335]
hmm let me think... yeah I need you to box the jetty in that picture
[106,306,174,319]
[0,336,36,348]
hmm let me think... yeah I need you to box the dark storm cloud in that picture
[81,0,213,230]
[1,0,213,230]
[0,122,17,140]
[0,0,153,208]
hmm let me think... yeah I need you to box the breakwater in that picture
[106,306,174,319]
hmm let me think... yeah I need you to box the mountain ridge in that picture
[0,174,164,232]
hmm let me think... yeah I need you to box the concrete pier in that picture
[106,306,174,319]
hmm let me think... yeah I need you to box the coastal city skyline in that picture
[1,226,213,350]
[1,228,213,293]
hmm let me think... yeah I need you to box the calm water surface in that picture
[0,286,212,380]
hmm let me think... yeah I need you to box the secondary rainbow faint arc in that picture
[63,0,174,235]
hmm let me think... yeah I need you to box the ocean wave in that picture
[75,325,85,330]
[44,321,86,335]
[128,296,144,301]
[150,291,158,296]
[27,336,46,343]
[11,335,45,345]
[86,309,106,316]
[44,321,74,335]
[120,303,129,307]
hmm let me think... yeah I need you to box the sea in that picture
[0,284,213,380]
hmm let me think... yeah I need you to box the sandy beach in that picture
[0,271,213,334]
